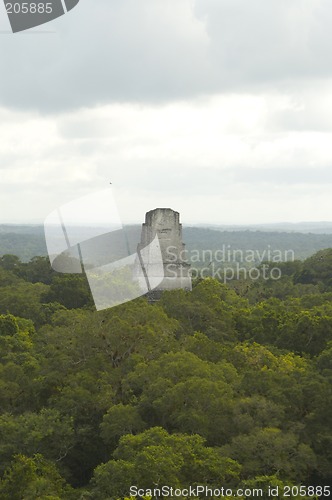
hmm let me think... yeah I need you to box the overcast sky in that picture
[1,0,332,225]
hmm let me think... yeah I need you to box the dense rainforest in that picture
[0,250,331,499]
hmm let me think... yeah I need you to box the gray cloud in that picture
[1,0,332,113]
[2,1,332,225]
[0,0,210,112]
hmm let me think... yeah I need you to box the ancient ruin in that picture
[137,208,192,300]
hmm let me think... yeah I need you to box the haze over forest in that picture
[2,222,332,263]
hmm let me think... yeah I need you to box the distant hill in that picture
[0,226,47,261]
[192,221,332,234]
[1,223,332,262]
[182,228,332,263]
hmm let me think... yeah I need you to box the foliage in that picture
[91,427,240,499]
[0,250,331,495]
[0,454,75,500]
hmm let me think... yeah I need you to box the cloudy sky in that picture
[1,0,332,225]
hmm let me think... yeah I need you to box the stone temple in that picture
[137,208,192,300]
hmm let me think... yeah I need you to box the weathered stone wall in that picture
[138,208,192,296]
